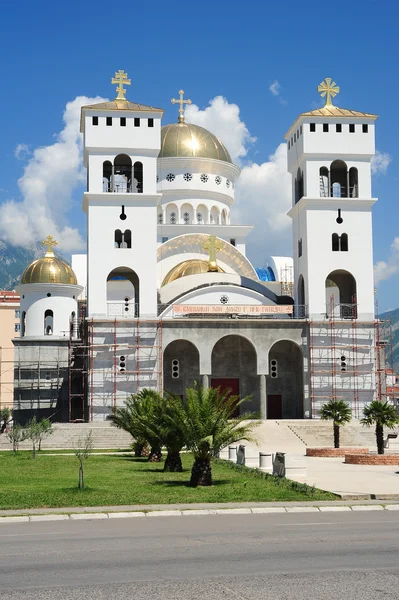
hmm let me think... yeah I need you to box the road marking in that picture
[0,531,78,537]
[277,522,334,526]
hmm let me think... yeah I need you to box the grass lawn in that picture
[0,452,336,510]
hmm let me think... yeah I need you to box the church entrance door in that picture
[211,378,239,418]
[267,395,282,419]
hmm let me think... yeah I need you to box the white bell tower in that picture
[81,70,164,319]
[286,78,377,321]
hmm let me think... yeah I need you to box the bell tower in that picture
[286,79,378,321]
[81,70,164,319]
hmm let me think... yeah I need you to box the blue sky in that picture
[0,0,397,311]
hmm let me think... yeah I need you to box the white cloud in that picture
[0,95,107,252]
[374,237,399,284]
[185,95,292,263]
[269,80,281,96]
[185,96,256,164]
[14,143,31,160]
[234,144,292,262]
[371,150,392,176]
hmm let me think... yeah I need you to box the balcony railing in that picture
[320,185,359,198]
[107,301,139,318]
[103,182,142,193]
[327,303,358,320]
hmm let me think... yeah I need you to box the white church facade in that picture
[12,74,387,423]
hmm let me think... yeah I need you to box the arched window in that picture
[326,270,357,319]
[183,212,190,224]
[197,212,203,224]
[170,212,176,224]
[114,154,132,192]
[319,166,329,197]
[103,160,112,192]
[332,233,340,251]
[115,229,131,248]
[340,233,348,251]
[349,167,358,198]
[114,229,122,248]
[330,160,347,197]
[297,275,305,307]
[158,212,163,224]
[44,310,53,335]
[21,311,26,337]
[297,168,304,201]
[133,161,143,193]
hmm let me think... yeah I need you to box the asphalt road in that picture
[0,511,398,599]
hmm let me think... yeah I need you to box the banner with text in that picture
[173,305,293,316]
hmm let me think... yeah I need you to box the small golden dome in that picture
[162,259,224,287]
[160,122,232,163]
[21,240,77,285]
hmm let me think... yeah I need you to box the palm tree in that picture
[361,400,399,454]
[182,384,260,487]
[319,399,352,448]
[108,389,164,462]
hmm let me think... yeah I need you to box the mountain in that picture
[379,308,399,372]
[0,241,69,291]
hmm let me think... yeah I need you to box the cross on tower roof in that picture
[318,78,340,107]
[171,89,192,123]
[111,69,131,101]
[42,235,58,256]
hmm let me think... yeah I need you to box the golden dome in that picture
[21,246,77,285]
[159,122,232,163]
[162,259,224,287]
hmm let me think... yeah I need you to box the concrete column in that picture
[259,374,267,420]
[202,374,209,389]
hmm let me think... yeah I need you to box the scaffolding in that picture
[67,318,163,422]
[308,297,393,418]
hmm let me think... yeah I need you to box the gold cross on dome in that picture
[111,69,131,100]
[171,89,192,123]
[42,235,58,255]
[202,235,224,272]
[318,78,340,107]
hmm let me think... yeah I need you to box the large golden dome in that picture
[162,259,224,287]
[159,122,232,163]
[21,244,77,285]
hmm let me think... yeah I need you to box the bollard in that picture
[259,452,273,472]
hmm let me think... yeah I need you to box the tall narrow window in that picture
[310,123,316,132]
[298,238,303,257]
[323,123,329,132]
[336,123,342,132]
[44,310,53,335]
[349,124,355,133]
[148,118,154,127]
[133,161,143,193]
[106,117,112,126]
[332,233,340,252]
[134,118,140,127]
[340,233,349,251]
[123,229,132,248]
[230,239,236,246]
[21,311,26,337]
[120,117,126,126]
[362,124,368,133]
[114,229,122,248]
[92,116,98,126]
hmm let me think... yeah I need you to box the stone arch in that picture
[210,206,220,224]
[163,339,200,397]
[166,203,178,224]
[211,335,258,415]
[181,202,194,225]
[267,340,303,418]
[106,266,139,317]
[196,203,208,224]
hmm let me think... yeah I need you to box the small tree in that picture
[25,417,42,458]
[37,418,54,451]
[319,399,352,448]
[6,424,27,453]
[0,407,12,434]
[361,400,399,454]
[74,430,93,489]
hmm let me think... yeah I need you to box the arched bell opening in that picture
[326,269,357,318]
[106,267,139,317]
[114,154,132,193]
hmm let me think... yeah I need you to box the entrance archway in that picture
[267,340,303,418]
[211,335,258,415]
[106,267,139,317]
[163,340,200,397]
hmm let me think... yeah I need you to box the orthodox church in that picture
[12,73,383,423]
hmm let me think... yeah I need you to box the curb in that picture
[1,504,399,523]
